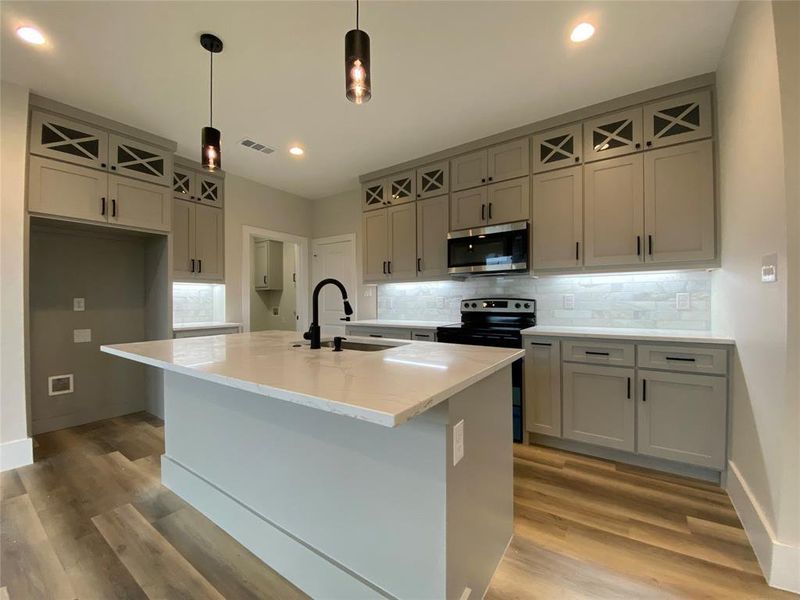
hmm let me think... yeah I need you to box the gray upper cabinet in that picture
[450,187,488,230]
[28,155,108,224]
[488,138,529,182]
[196,172,224,208]
[583,107,643,163]
[637,370,726,469]
[193,203,224,281]
[363,209,389,281]
[387,203,417,280]
[109,134,172,187]
[486,176,529,225]
[524,338,562,437]
[451,150,488,192]
[644,90,712,150]
[584,153,644,267]
[30,111,109,170]
[362,179,386,211]
[644,139,715,263]
[173,165,196,202]
[416,160,449,199]
[254,240,283,290]
[108,175,171,232]
[532,124,582,174]
[386,171,416,206]
[563,362,636,452]
[416,194,449,278]
[532,166,583,269]
[173,199,195,280]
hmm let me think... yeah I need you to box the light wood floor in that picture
[0,413,795,599]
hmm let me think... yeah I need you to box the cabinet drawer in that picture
[637,344,728,375]
[562,340,635,367]
[411,330,436,341]
[345,326,412,340]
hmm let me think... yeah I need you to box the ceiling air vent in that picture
[239,138,275,155]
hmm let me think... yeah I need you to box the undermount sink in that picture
[319,340,392,352]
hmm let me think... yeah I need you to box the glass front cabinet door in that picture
[583,107,643,162]
[532,124,582,173]
[643,90,712,150]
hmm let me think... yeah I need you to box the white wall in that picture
[712,0,799,591]
[311,189,376,320]
[224,174,313,325]
[0,81,32,470]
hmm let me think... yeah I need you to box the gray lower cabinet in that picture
[637,370,727,469]
[562,362,635,452]
[524,338,561,437]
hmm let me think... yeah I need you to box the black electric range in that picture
[437,298,536,442]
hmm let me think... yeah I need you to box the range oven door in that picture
[447,221,528,275]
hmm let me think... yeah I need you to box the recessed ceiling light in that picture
[570,22,595,43]
[289,146,305,156]
[16,26,46,45]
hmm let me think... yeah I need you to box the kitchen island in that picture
[102,330,522,600]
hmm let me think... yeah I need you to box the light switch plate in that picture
[762,253,778,283]
[73,297,85,311]
[48,374,73,396]
[73,329,91,343]
[563,294,575,310]
[453,419,464,466]
[676,293,690,310]
[363,287,374,297]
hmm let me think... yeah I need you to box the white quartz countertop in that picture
[173,322,241,332]
[102,331,523,427]
[521,326,735,345]
[345,319,458,330]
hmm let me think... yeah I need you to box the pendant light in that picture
[200,33,223,171]
[345,0,371,104]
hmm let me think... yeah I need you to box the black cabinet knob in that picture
[646,141,652,147]
[488,176,493,181]
[101,162,107,168]
[635,143,641,149]
[574,156,580,163]
[481,178,486,183]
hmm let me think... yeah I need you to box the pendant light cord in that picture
[209,51,214,127]
[356,0,359,30]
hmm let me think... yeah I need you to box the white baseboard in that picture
[0,437,33,471]
[726,460,800,594]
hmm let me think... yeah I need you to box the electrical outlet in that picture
[363,287,374,297]
[453,420,464,466]
[272,307,279,316]
[762,253,778,283]
[676,293,690,310]
[73,329,91,343]
[73,297,85,311]
[563,294,575,310]
[48,374,73,396]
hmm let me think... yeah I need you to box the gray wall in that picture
[29,225,149,433]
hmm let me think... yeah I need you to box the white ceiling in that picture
[1,1,737,199]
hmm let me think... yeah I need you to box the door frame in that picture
[311,233,358,323]
[241,225,309,333]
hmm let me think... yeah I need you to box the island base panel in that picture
[160,367,513,600]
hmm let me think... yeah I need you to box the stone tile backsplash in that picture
[377,271,712,330]
[173,283,225,325]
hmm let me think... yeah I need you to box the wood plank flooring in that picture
[0,413,795,599]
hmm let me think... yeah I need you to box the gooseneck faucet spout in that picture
[304,278,353,349]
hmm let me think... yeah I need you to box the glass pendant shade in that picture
[202,126,221,171]
[345,28,371,104]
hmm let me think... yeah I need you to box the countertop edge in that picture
[520,328,735,345]
[345,320,457,330]
[173,322,242,332]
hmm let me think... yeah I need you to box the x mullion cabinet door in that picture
[583,107,643,162]
[532,124,582,173]
[644,90,712,150]
[362,179,387,211]
[30,110,109,170]
[195,172,224,208]
[173,165,197,202]
[385,171,416,206]
[109,134,173,187]
[532,166,583,269]
[416,160,449,199]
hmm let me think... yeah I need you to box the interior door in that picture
[362,210,388,282]
[172,199,195,280]
[194,204,224,281]
[532,166,583,269]
[416,194,449,278]
[644,139,715,263]
[487,176,529,225]
[450,187,487,230]
[312,237,357,337]
[584,153,644,267]
[28,156,108,224]
[108,175,170,232]
[387,203,417,280]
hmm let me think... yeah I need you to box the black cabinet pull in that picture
[417,257,422,272]
[111,165,117,170]
[575,241,580,261]
[190,259,195,273]
[369,334,383,338]
[111,198,117,217]
[627,377,631,399]
[382,261,386,274]
[530,342,552,347]
[488,202,493,220]
[666,356,696,362]
[648,235,653,256]
[101,197,106,216]
[642,379,647,402]
[637,235,641,256]
[387,261,392,274]
[481,204,486,220]
[585,351,610,356]
[198,260,202,273]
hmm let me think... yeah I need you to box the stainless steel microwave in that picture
[447,221,529,275]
